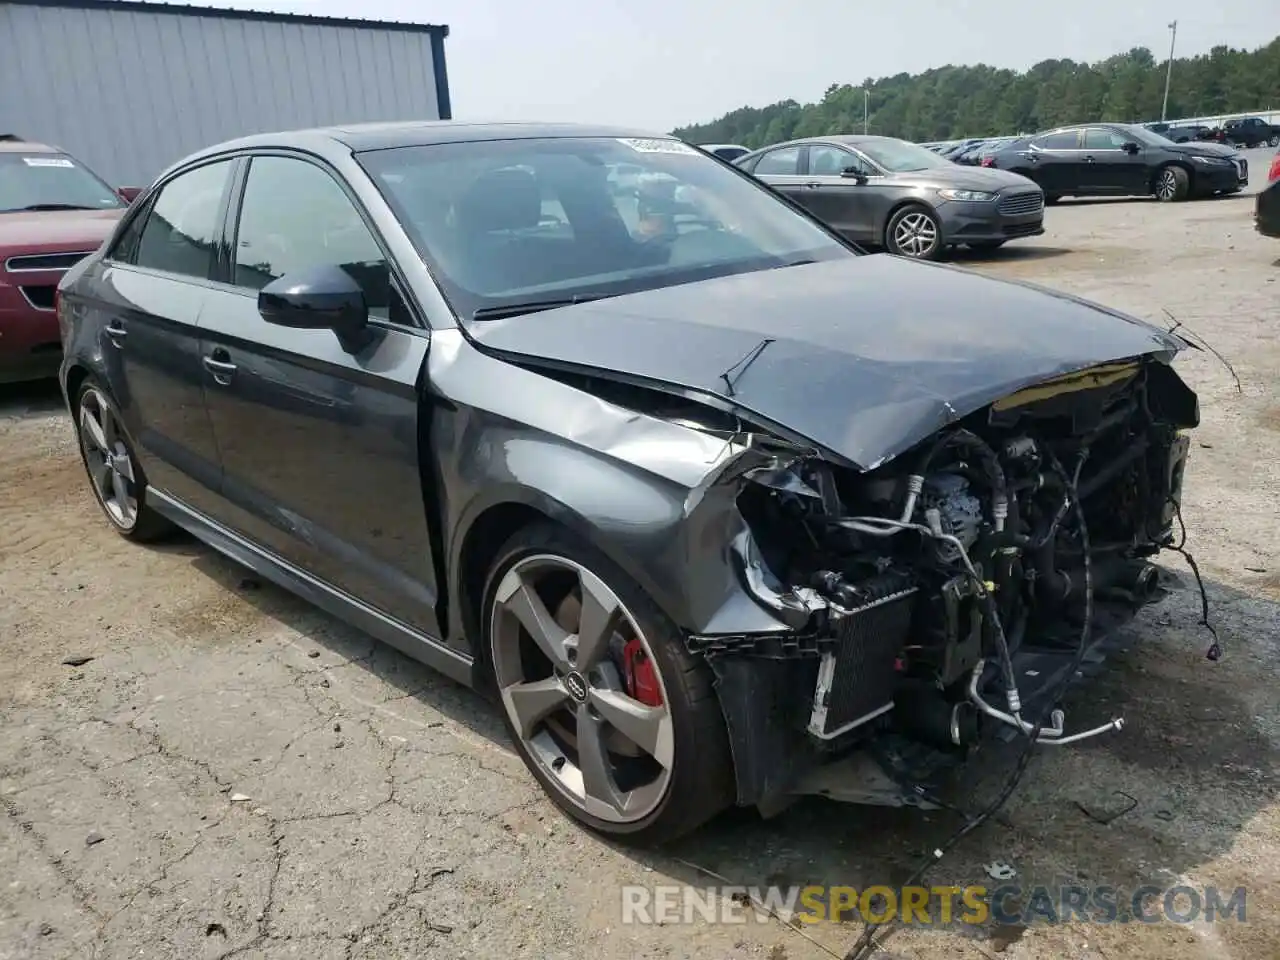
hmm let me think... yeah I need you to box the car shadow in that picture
[172,536,1276,956]
[0,377,64,419]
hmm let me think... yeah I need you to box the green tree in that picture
[672,38,1280,145]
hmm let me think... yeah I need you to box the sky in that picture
[111,0,1280,131]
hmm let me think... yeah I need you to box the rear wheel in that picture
[483,522,734,843]
[74,380,173,542]
[1154,165,1189,202]
[884,204,943,260]
[1269,135,1279,148]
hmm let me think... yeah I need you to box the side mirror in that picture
[840,166,868,182]
[116,186,142,203]
[1122,142,1140,154]
[258,264,374,352]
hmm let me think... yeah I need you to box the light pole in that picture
[1161,20,1177,122]
[863,89,869,134]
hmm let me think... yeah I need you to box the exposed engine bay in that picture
[691,357,1200,813]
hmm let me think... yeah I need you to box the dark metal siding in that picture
[0,0,450,185]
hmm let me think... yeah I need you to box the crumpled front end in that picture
[680,355,1199,814]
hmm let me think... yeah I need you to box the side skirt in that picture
[147,489,475,687]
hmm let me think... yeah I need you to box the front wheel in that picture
[74,380,174,542]
[483,522,735,843]
[884,205,943,260]
[1154,165,1189,202]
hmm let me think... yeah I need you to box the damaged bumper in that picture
[681,357,1198,814]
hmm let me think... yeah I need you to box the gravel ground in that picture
[2,150,1277,960]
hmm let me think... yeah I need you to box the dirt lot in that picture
[3,158,1279,960]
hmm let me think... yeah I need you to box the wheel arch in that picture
[1152,159,1194,195]
[450,485,681,674]
[879,197,939,246]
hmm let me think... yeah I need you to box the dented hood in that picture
[468,256,1184,470]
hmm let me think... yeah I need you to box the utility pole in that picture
[1161,20,1177,121]
[863,89,869,134]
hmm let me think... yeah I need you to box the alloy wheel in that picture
[892,211,939,258]
[1156,169,1178,201]
[78,386,139,530]
[489,554,674,824]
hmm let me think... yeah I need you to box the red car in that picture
[0,137,139,383]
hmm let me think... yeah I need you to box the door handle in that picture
[1083,155,1097,162]
[104,322,128,345]
[804,181,822,189]
[202,352,237,384]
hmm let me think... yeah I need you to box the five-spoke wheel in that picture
[484,524,733,842]
[74,380,172,541]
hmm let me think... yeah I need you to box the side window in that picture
[132,161,232,278]
[753,146,801,176]
[233,156,395,320]
[1033,131,1080,150]
[1083,128,1129,150]
[808,145,853,176]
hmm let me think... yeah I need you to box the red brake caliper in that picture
[621,637,664,706]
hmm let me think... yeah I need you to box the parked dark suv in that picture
[983,123,1247,203]
[57,121,1198,843]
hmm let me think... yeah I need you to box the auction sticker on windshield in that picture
[617,138,699,155]
[22,157,75,168]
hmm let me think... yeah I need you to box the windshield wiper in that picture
[8,203,103,212]
[471,295,602,321]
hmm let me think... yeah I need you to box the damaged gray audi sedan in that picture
[57,122,1199,843]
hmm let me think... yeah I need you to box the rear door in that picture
[195,152,443,640]
[743,145,809,208]
[1025,130,1082,195]
[90,158,235,515]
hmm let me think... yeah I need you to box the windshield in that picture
[357,137,853,320]
[854,139,951,173]
[0,152,124,213]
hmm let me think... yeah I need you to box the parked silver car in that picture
[736,135,1045,259]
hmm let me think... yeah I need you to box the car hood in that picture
[468,256,1184,470]
[896,164,1037,192]
[0,208,123,255]
[1165,141,1238,159]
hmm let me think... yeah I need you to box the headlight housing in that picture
[1190,155,1229,164]
[938,188,996,202]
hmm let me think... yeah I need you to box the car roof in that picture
[739,134,918,158]
[177,120,674,167]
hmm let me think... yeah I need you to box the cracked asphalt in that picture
[3,155,1279,960]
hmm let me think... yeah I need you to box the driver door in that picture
[195,153,444,642]
[800,144,878,243]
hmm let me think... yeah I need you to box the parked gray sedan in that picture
[736,135,1045,259]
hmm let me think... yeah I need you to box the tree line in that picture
[672,38,1280,148]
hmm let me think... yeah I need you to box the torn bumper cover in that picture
[683,357,1198,814]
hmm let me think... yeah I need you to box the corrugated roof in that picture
[1,0,448,36]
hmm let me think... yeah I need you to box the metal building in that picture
[0,0,451,185]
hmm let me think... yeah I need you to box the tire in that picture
[482,521,735,844]
[1269,135,1279,148]
[884,204,943,260]
[1154,165,1189,202]
[1044,194,1061,206]
[73,379,174,542]
[967,240,1006,251]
